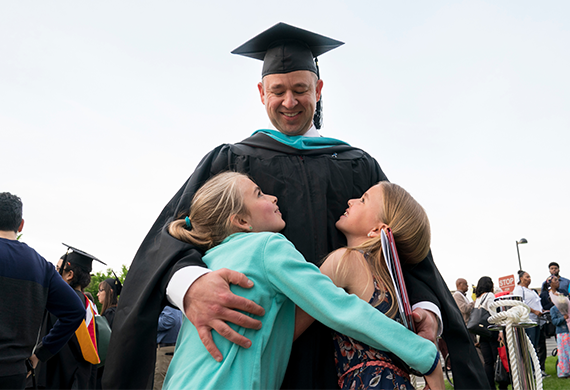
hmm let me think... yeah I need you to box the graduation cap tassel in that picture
[313,57,323,130]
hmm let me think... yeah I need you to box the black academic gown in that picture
[33,290,97,389]
[103,132,486,389]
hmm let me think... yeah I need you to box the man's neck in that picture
[269,124,320,137]
[0,230,17,240]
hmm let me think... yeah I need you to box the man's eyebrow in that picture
[267,82,310,90]
[267,83,284,90]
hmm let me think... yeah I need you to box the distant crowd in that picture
[453,262,570,388]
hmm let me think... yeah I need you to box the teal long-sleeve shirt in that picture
[164,232,438,390]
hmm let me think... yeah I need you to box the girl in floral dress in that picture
[295,181,433,389]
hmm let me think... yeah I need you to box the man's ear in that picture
[367,222,389,238]
[230,214,250,232]
[315,79,324,102]
[17,219,24,233]
[257,82,265,105]
[64,270,74,284]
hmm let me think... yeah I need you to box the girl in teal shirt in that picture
[163,171,443,389]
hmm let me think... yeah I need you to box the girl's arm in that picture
[293,306,313,341]
[265,235,439,375]
[294,248,373,340]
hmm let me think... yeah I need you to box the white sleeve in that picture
[166,266,211,317]
[412,301,443,337]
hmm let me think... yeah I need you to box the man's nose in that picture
[282,91,297,108]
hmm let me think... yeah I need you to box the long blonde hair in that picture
[336,182,431,318]
[168,172,250,250]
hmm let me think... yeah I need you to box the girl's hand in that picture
[424,362,445,390]
[564,314,568,320]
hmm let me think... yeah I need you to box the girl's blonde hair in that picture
[168,171,250,250]
[337,182,431,318]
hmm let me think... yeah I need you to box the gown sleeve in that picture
[102,144,236,389]
[261,234,439,375]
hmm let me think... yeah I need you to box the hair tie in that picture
[185,216,192,229]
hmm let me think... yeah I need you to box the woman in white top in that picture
[512,270,544,350]
[474,276,501,389]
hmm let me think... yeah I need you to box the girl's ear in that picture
[230,214,250,232]
[367,222,389,238]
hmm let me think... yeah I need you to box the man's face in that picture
[458,280,468,293]
[550,265,560,276]
[258,70,323,136]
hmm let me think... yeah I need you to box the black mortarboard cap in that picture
[104,276,123,296]
[231,22,344,77]
[61,243,106,273]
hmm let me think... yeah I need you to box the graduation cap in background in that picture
[61,243,106,274]
[232,22,344,129]
[103,276,122,296]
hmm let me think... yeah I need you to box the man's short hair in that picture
[0,192,23,232]
[549,262,560,269]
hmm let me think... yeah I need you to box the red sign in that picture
[498,275,516,293]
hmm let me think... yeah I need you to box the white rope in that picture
[488,299,543,390]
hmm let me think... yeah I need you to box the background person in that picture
[512,270,548,378]
[453,278,474,325]
[0,192,84,390]
[512,271,544,349]
[473,276,501,389]
[35,247,104,389]
[97,277,121,329]
[543,262,570,293]
[547,276,570,378]
[153,306,182,390]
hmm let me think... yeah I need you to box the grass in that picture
[442,357,566,390]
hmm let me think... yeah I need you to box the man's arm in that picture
[36,264,85,362]
[167,266,265,362]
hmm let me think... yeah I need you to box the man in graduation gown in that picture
[34,247,102,389]
[104,23,486,389]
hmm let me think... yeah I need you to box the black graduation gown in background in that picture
[33,290,97,389]
[103,132,486,389]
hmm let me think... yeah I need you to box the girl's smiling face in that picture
[238,177,286,233]
[336,184,386,245]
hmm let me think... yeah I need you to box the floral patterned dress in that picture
[332,280,413,390]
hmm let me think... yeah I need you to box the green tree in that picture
[85,265,128,313]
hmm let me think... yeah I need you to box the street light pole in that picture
[516,238,528,271]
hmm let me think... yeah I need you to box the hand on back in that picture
[183,268,265,362]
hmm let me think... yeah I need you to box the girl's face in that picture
[97,284,106,303]
[520,272,531,287]
[336,184,384,242]
[240,178,286,233]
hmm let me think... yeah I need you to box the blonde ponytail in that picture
[168,171,250,250]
